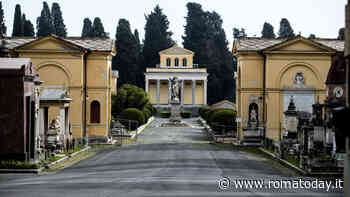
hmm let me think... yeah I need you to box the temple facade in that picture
[233,36,344,144]
[145,45,208,112]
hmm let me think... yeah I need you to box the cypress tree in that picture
[36,1,54,37]
[12,4,22,36]
[261,22,275,38]
[338,27,345,40]
[183,3,207,64]
[0,1,6,37]
[308,34,316,39]
[23,18,35,37]
[112,19,142,88]
[51,2,67,37]
[91,17,107,38]
[278,18,295,38]
[142,5,174,69]
[81,18,93,38]
[183,3,234,104]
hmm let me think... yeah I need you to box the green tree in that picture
[278,18,295,38]
[261,22,275,38]
[112,19,143,88]
[12,4,22,36]
[308,34,316,39]
[233,28,247,39]
[142,5,174,69]
[91,17,107,38]
[112,84,149,115]
[0,1,6,37]
[183,3,234,104]
[338,27,345,40]
[51,2,67,37]
[36,2,54,37]
[21,14,34,37]
[81,18,93,37]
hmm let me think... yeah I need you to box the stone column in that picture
[145,77,149,93]
[203,79,207,105]
[168,79,171,105]
[157,79,160,105]
[192,80,196,105]
[181,80,184,105]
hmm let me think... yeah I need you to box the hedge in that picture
[160,111,171,118]
[206,108,226,124]
[180,111,192,118]
[199,106,211,120]
[208,109,236,134]
[120,108,145,130]
[142,108,152,122]
[0,160,39,169]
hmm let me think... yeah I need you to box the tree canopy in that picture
[81,18,93,37]
[51,2,67,37]
[142,5,174,69]
[0,1,6,37]
[36,2,54,37]
[12,4,22,36]
[278,18,295,38]
[338,27,345,40]
[261,22,275,38]
[91,17,108,38]
[183,2,234,104]
[112,19,143,88]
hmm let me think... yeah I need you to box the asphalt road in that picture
[0,118,344,197]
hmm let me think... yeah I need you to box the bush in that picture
[142,108,152,122]
[0,160,39,169]
[209,109,236,125]
[199,106,211,120]
[180,111,192,118]
[120,108,145,130]
[112,84,149,115]
[160,111,171,118]
[206,108,226,124]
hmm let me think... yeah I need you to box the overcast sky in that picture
[2,0,347,47]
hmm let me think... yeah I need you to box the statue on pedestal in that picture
[169,76,180,103]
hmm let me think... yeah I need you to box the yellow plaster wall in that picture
[160,81,169,104]
[16,39,114,139]
[184,81,193,104]
[195,81,204,104]
[149,83,157,104]
[160,54,194,68]
[235,40,333,142]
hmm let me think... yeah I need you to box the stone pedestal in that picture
[169,101,181,123]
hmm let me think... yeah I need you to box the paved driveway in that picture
[0,118,344,197]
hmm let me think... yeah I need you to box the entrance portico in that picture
[144,45,208,110]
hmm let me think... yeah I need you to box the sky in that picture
[1,0,347,47]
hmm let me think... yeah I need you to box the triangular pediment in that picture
[14,35,84,52]
[263,36,336,53]
[159,45,194,55]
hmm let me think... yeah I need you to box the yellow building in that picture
[145,45,208,112]
[3,35,117,142]
[233,36,344,144]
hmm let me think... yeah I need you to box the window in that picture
[183,58,187,67]
[90,100,100,123]
[166,58,171,67]
[175,58,179,67]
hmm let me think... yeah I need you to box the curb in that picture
[47,146,91,168]
[131,116,155,139]
[258,147,308,175]
[0,147,91,174]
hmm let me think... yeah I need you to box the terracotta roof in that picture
[1,36,114,52]
[234,37,344,52]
